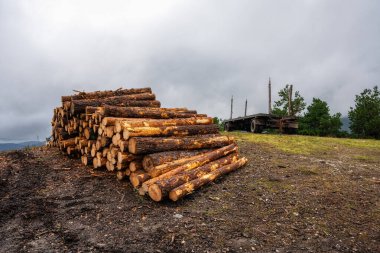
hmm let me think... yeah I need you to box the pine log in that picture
[123,124,219,139]
[62,87,152,102]
[148,153,238,201]
[117,152,142,164]
[115,117,213,132]
[119,140,129,152]
[142,150,210,172]
[82,155,93,166]
[169,157,248,201]
[128,134,234,154]
[112,133,121,146]
[100,105,200,119]
[129,161,143,172]
[70,94,159,115]
[130,171,151,188]
[140,144,238,193]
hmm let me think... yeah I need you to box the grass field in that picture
[224,131,380,159]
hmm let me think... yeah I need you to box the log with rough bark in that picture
[169,157,248,201]
[122,124,219,140]
[128,134,234,154]
[148,153,238,201]
[114,117,213,132]
[99,105,200,119]
[62,87,152,102]
[130,171,151,188]
[142,150,210,172]
[117,152,142,164]
[70,94,159,115]
[140,144,238,193]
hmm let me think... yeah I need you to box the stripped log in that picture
[140,144,238,192]
[148,153,238,201]
[115,117,213,132]
[99,105,200,119]
[62,87,152,102]
[169,157,248,201]
[123,124,219,139]
[128,134,234,154]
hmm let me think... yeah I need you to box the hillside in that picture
[0,141,44,151]
[0,133,379,252]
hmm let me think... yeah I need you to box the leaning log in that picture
[142,149,210,171]
[148,153,238,201]
[140,144,238,193]
[128,134,234,154]
[123,124,219,139]
[169,157,248,201]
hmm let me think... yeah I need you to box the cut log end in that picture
[128,138,137,154]
[148,184,163,202]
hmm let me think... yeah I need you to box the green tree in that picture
[272,84,306,117]
[348,86,380,139]
[213,117,224,131]
[299,98,342,136]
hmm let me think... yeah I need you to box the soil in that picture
[0,141,379,252]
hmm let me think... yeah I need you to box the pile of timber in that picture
[49,87,247,202]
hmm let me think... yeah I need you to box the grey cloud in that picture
[0,0,379,141]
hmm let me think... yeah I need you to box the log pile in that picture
[49,87,247,202]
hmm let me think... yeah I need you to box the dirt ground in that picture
[0,139,379,252]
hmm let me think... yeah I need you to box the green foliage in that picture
[213,117,224,131]
[298,98,343,137]
[272,84,306,116]
[348,86,380,139]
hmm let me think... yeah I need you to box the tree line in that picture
[272,85,380,139]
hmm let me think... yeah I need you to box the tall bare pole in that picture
[244,99,247,117]
[230,95,233,119]
[268,77,272,114]
[288,84,293,116]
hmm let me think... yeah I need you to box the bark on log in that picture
[142,149,211,172]
[62,87,152,102]
[148,153,238,201]
[117,152,142,164]
[128,134,233,154]
[115,117,213,132]
[130,171,151,188]
[100,105,200,119]
[140,144,238,193]
[169,157,248,201]
[123,124,219,140]
[70,94,159,114]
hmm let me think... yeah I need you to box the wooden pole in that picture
[268,77,272,114]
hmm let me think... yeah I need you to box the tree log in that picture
[123,124,219,139]
[129,161,143,172]
[142,149,211,172]
[148,153,238,201]
[100,105,200,119]
[62,87,152,102]
[70,95,159,115]
[128,134,234,154]
[117,152,142,164]
[114,117,213,132]
[169,157,248,201]
[140,144,238,193]
[130,171,151,188]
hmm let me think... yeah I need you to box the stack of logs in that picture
[49,87,247,201]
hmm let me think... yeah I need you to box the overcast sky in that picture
[0,0,379,141]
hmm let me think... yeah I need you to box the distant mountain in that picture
[341,116,351,133]
[0,141,45,151]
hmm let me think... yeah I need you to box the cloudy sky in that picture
[0,0,379,141]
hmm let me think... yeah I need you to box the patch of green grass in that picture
[224,131,380,155]
[298,167,319,176]
[353,155,377,162]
